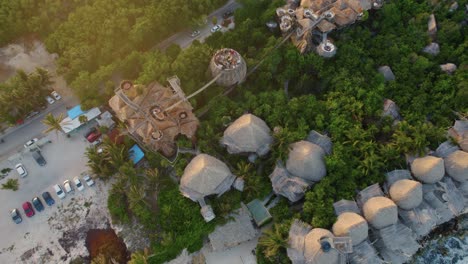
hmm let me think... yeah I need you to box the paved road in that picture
[157,0,241,50]
[0,97,78,160]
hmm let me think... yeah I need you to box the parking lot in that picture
[0,125,110,262]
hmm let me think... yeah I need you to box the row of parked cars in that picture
[9,175,95,224]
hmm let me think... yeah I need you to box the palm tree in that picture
[42,112,65,135]
[145,168,159,191]
[128,185,148,210]
[78,115,88,124]
[258,224,287,260]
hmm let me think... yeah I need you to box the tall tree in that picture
[42,113,65,135]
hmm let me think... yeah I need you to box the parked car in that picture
[83,174,95,187]
[53,184,66,199]
[25,111,40,119]
[15,163,27,177]
[10,209,22,224]
[45,96,55,104]
[86,131,101,143]
[31,150,46,166]
[24,138,39,148]
[84,127,98,138]
[74,177,85,191]
[32,197,44,212]
[210,25,222,33]
[91,138,102,146]
[223,11,233,19]
[51,91,61,100]
[42,192,55,206]
[63,180,74,194]
[190,30,201,38]
[22,202,35,217]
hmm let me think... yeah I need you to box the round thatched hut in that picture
[389,179,423,210]
[332,212,368,246]
[286,141,326,182]
[304,228,340,264]
[411,156,445,184]
[180,154,235,201]
[210,48,247,87]
[363,197,398,229]
[221,114,273,156]
[444,150,468,182]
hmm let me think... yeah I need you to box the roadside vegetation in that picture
[1,179,19,191]
[1,0,466,263]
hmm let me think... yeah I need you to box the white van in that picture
[63,180,74,194]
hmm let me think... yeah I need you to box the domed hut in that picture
[362,197,398,229]
[304,228,341,264]
[444,150,468,182]
[332,212,368,246]
[411,156,445,184]
[389,179,423,210]
[180,154,236,202]
[286,141,326,182]
[221,114,273,156]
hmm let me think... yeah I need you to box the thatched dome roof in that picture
[286,141,326,182]
[221,114,273,156]
[444,150,468,182]
[363,197,398,229]
[389,179,423,210]
[304,228,340,264]
[411,156,445,184]
[180,154,234,198]
[332,212,368,246]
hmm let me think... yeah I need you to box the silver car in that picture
[15,163,27,177]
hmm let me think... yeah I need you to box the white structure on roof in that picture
[411,156,445,184]
[269,162,310,202]
[444,150,468,182]
[286,140,326,182]
[221,114,273,156]
[59,107,101,134]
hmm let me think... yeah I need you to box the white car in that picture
[15,164,27,177]
[74,177,85,191]
[24,138,39,148]
[63,180,74,194]
[45,96,55,104]
[53,184,66,199]
[210,25,222,33]
[51,91,61,100]
[83,174,95,187]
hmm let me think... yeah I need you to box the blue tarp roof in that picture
[129,144,145,164]
[67,105,85,119]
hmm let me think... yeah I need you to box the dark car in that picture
[32,197,44,212]
[32,150,46,166]
[84,127,98,138]
[42,191,55,206]
[22,202,35,217]
[10,209,22,224]
[223,11,233,19]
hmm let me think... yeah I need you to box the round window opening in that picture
[121,80,133,90]
[151,130,163,141]
[150,106,165,121]
[179,112,188,119]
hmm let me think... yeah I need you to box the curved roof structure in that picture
[304,228,340,264]
[180,154,235,201]
[444,150,468,182]
[411,156,445,184]
[332,212,368,246]
[286,141,326,182]
[221,114,273,156]
[389,179,423,210]
[363,197,398,229]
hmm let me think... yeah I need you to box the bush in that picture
[1,179,19,191]
[107,187,130,224]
